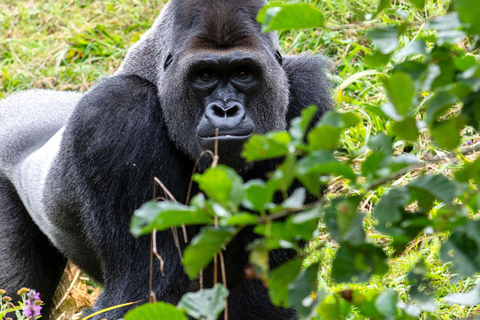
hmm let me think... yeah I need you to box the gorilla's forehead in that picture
[176,48,275,73]
[170,0,273,50]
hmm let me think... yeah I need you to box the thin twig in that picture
[53,267,81,312]
[154,177,186,258]
[186,150,215,205]
[152,230,165,277]
[256,203,319,223]
[424,141,480,162]
[171,226,183,260]
[213,255,218,286]
[154,177,178,203]
[219,251,228,320]
[149,183,157,302]
[149,235,156,303]
[213,128,219,168]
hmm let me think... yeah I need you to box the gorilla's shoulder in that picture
[67,74,163,144]
[80,74,158,111]
[283,55,333,120]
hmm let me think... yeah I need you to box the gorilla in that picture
[0,0,331,319]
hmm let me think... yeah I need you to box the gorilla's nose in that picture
[205,101,245,129]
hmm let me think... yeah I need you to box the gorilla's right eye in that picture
[199,69,214,81]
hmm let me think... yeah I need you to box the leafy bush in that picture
[126,0,480,319]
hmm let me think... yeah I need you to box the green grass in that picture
[3,0,479,319]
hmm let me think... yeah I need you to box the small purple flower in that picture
[23,290,42,319]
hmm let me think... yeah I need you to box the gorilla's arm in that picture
[283,55,333,125]
[0,90,81,316]
[43,75,195,316]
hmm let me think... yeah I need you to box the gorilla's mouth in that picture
[197,134,252,171]
[198,133,252,150]
[199,134,252,141]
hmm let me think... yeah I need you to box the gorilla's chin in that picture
[197,136,253,172]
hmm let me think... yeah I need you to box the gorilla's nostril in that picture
[225,106,239,117]
[212,104,225,118]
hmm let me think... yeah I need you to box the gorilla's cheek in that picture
[159,96,204,159]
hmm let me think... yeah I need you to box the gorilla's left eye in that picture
[199,69,214,81]
[235,67,250,79]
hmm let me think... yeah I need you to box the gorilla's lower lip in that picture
[199,134,252,141]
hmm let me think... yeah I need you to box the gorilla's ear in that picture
[282,55,333,125]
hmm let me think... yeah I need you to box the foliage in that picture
[129,0,480,319]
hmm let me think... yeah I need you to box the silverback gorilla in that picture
[0,0,331,319]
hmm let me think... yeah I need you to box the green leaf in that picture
[256,207,321,243]
[124,302,187,320]
[242,131,291,161]
[307,126,343,151]
[455,157,480,184]
[367,132,393,154]
[332,243,388,283]
[425,90,459,124]
[389,117,419,141]
[130,201,212,236]
[395,39,427,59]
[407,260,436,311]
[430,118,462,150]
[268,258,304,307]
[432,205,468,232]
[372,0,391,18]
[408,174,457,205]
[341,290,389,318]
[289,105,318,142]
[223,212,258,226]
[409,0,425,9]
[242,179,275,212]
[445,283,480,306]
[194,165,244,206]
[427,12,466,45]
[318,111,361,128]
[455,0,480,34]
[361,151,390,181]
[382,71,415,117]
[375,290,398,319]
[376,211,430,253]
[364,51,393,68]
[393,61,429,80]
[257,3,325,32]
[177,284,229,320]
[374,187,410,225]
[454,55,477,72]
[440,221,480,277]
[367,26,399,54]
[183,227,237,279]
[249,240,270,280]
[282,187,306,209]
[317,296,353,320]
[307,111,361,151]
[288,206,323,241]
[270,153,297,194]
[297,150,356,181]
[462,91,480,131]
[431,56,456,90]
[287,263,320,317]
[325,196,365,246]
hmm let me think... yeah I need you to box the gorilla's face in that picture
[159,48,289,171]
